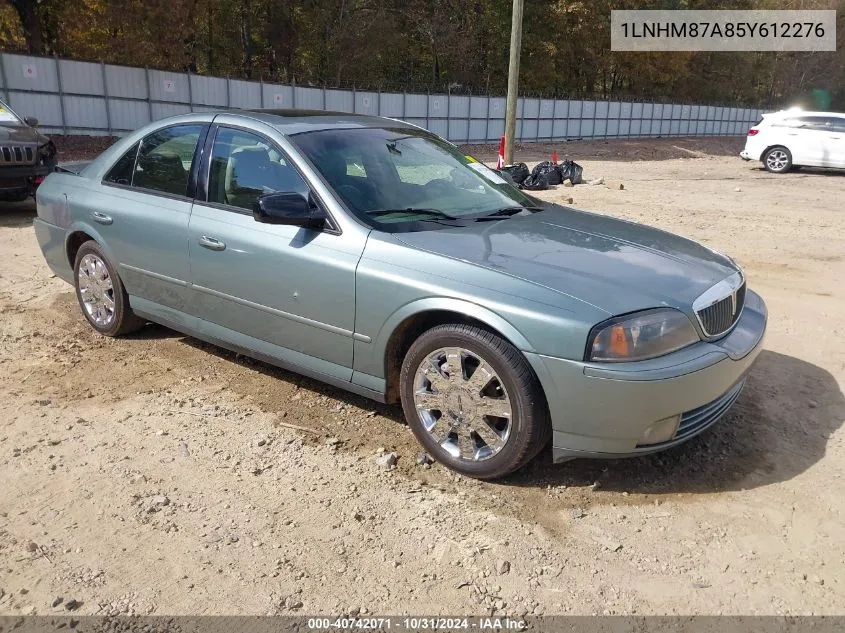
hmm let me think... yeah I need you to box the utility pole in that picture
[504,0,524,165]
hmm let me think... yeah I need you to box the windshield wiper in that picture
[472,205,545,220]
[368,208,460,220]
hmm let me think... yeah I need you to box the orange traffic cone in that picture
[496,135,505,169]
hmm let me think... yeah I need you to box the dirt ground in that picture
[1,137,844,617]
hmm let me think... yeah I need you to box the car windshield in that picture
[290,126,538,230]
[0,101,23,125]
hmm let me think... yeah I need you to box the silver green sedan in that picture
[34,110,767,479]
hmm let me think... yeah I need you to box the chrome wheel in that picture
[766,149,789,172]
[412,347,512,462]
[77,253,115,327]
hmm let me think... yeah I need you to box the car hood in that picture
[0,123,46,144]
[393,205,739,316]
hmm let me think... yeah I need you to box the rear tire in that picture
[763,146,792,173]
[73,241,145,337]
[399,324,550,479]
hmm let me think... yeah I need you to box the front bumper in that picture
[525,289,767,460]
[0,164,52,194]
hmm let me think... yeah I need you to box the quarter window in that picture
[133,124,204,196]
[104,143,139,186]
[207,127,309,211]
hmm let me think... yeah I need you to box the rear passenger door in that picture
[187,120,363,381]
[97,122,208,328]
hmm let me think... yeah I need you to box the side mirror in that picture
[253,191,326,228]
[24,116,39,127]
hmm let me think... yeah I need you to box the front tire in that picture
[763,146,792,173]
[73,241,145,336]
[399,324,550,479]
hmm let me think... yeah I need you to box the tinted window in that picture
[207,127,309,211]
[104,143,139,185]
[133,125,203,196]
[291,127,535,229]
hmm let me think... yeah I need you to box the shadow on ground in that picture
[506,349,844,495]
[170,333,843,495]
[0,198,36,228]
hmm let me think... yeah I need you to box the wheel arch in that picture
[379,298,534,404]
[64,223,114,269]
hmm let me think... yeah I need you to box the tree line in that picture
[2,0,843,109]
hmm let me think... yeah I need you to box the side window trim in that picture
[196,122,340,234]
[102,122,209,201]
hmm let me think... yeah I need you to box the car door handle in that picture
[198,236,226,251]
[91,211,113,225]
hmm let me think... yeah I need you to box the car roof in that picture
[236,109,419,136]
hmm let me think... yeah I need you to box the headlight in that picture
[587,308,699,362]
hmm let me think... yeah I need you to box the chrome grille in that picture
[694,275,746,338]
[0,145,35,165]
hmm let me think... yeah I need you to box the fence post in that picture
[187,70,194,112]
[226,76,231,108]
[260,77,264,108]
[54,56,67,134]
[425,88,430,132]
[292,76,297,109]
[0,53,9,103]
[484,94,491,142]
[322,85,327,111]
[144,67,153,124]
[352,86,357,114]
[446,84,451,141]
[100,61,112,136]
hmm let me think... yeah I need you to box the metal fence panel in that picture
[105,64,147,99]
[379,92,403,118]
[64,95,107,129]
[355,91,378,115]
[325,89,353,113]
[109,99,150,131]
[148,69,190,104]
[191,75,228,107]
[228,79,261,109]
[3,53,58,92]
[293,86,323,110]
[0,52,765,144]
[59,59,103,96]
[8,91,61,127]
[468,119,487,142]
[263,83,293,109]
[450,95,470,119]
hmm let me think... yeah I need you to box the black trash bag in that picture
[568,160,584,185]
[531,161,562,186]
[520,172,549,191]
[499,162,530,186]
[557,159,584,185]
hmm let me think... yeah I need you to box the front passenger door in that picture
[188,124,363,381]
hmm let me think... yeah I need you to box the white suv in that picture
[741,110,845,173]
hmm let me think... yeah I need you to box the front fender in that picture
[374,296,535,354]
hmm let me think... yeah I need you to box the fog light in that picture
[639,415,680,446]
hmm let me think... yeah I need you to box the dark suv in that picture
[0,99,57,201]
